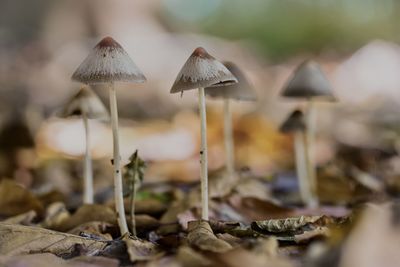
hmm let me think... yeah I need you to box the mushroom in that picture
[281,60,334,206]
[170,47,237,220]
[72,36,146,235]
[60,86,109,204]
[205,62,257,181]
[280,109,316,207]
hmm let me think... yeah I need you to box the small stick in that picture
[224,98,235,181]
[129,155,139,236]
[109,83,129,235]
[82,112,94,204]
[198,87,209,220]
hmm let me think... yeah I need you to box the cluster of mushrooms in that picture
[61,36,334,236]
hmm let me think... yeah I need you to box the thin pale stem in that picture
[109,84,129,235]
[83,112,93,204]
[224,98,235,180]
[305,99,318,207]
[198,87,209,220]
[130,158,138,237]
[294,131,314,207]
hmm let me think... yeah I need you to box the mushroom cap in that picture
[279,109,305,133]
[170,47,238,94]
[71,36,146,84]
[61,86,109,120]
[205,61,257,101]
[281,60,334,99]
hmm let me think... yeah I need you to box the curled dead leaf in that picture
[124,236,164,262]
[187,220,232,253]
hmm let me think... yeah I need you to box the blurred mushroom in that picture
[280,109,316,207]
[72,36,146,235]
[281,60,335,206]
[205,61,257,181]
[60,86,108,204]
[170,47,237,220]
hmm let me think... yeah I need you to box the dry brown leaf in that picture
[0,179,44,217]
[56,204,117,232]
[124,236,164,262]
[40,202,71,229]
[0,223,108,256]
[0,253,119,267]
[229,195,293,222]
[187,220,232,253]
[251,215,329,234]
[176,246,212,267]
[1,210,36,225]
[68,221,114,241]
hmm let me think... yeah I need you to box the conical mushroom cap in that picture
[279,109,305,133]
[61,87,109,120]
[72,36,146,84]
[170,47,238,94]
[281,60,334,99]
[205,61,257,101]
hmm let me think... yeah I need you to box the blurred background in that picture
[1,0,400,203]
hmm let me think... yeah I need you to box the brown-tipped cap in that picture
[60,86,109,120]
[71,36,146,84]
[170,47,238,94]
[279,109,305,133]
[205,61,257,101]
[281,60,335,100]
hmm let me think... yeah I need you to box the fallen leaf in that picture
[1,210,36,225]
[187,220,232,253]
[56,204,116,231]
[68,221,114,241]
[40,202,71,229]
[0,253,119,267]
[124,236,164,262]
[229,195,293,222]
[176,246,212,267]
[0,179,44,217]
[0,223,108,256]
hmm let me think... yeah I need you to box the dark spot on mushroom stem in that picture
[200,151,203,154]
[116,170,120,174]
[111,159,114,165]
[103,53,106,57]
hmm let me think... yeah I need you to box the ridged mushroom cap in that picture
[281,60,334,100]
[72,36,146,84]
[170,47,238,94]
[279,109,306,133]
[61,86,109,121]
[205,61,257,101]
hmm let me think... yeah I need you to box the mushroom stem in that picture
[294,131,314,207]
[198,87,209,220]
[224,98,235,180]
[130,157,138,237]
[305,99,318,206]
[82,112,94,204]
[109,83,129,235]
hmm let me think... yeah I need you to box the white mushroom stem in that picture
[198,87,209,220]
[224,98,235,181]
[305,99,318,206]
[82,112,94,204]
[294,130,314,207]
[109,83,129,235]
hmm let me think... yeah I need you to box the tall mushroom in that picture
[205,62,257,181]
[72,36,146,235]
[61,86,109,204]
[280,109,316,207]
[170,47,237,220]
[281,60,334,206]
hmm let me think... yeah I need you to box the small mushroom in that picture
[281,60,335,206]
[170,47,237,220]
[280,109,316,207]
[60,86,109,204]
[72,36,146,235]
[205,62,256,180]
